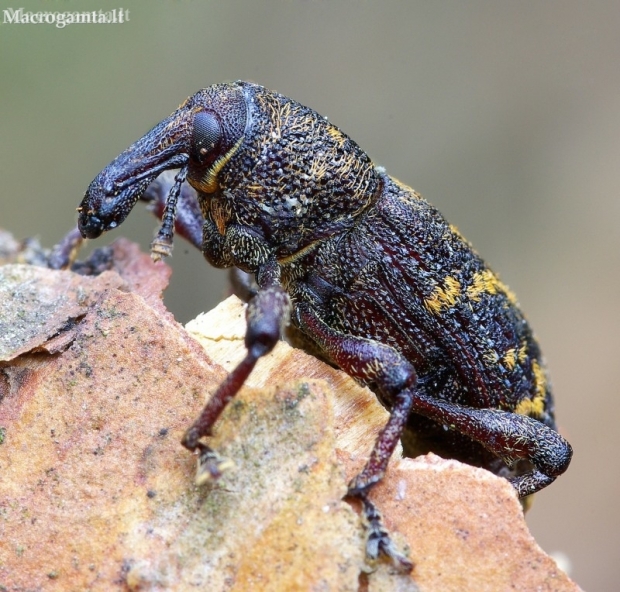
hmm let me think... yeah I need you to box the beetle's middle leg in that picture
[297,303,417,571]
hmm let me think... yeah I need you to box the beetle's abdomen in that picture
[295,176,554,427]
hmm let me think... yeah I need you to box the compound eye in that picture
[191,111,222,165]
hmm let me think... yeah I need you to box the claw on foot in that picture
[195,447,234,486]
[361,497,413,573]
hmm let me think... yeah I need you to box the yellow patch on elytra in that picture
[466,270,518,306]
[515,396,545,417]
[424,276,461,314]
[532,359,547,397]
[518,342,528,364]
[483,350,499,365]
[515,359,547,417]
[503,348,517,370]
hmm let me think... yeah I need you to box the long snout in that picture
[77,111,192,239]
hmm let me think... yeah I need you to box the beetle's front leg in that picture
[48,226,85,270]
[297,304,417,571]
[182,258,291,483]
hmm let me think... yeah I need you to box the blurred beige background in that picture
[1,2,618,589]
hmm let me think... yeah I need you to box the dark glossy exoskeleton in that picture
[74,81,572,569]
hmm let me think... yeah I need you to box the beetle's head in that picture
[77,82,248,239]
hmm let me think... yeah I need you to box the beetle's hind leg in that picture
[403,394,572,498]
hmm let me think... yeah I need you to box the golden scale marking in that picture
[514,359,547,417]
[424,276,462,315]
[210,198,229,235]
[503,348,517,370]
[327,126,348,148]
[483,350,500,365]
[194,136,245,194]
[466,269,518,307]
[246,183,264,199]
[518,342,528,364]
[159,113,187,150]
[422,256,547,417]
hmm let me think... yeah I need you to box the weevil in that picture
[71,81,572,570]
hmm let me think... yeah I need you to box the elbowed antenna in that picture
[150,165,189,261]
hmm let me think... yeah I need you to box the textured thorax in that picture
[211,84,382,258]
